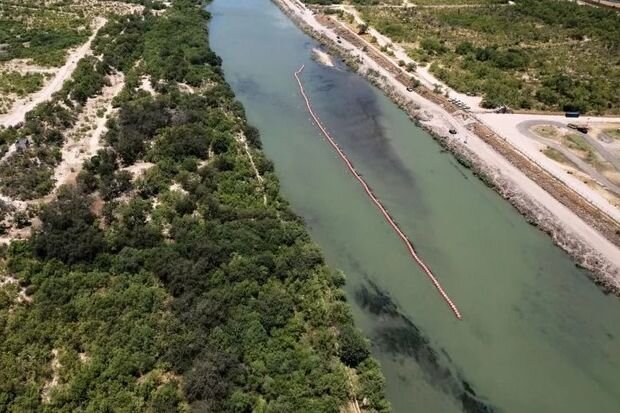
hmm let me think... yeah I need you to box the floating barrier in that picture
[294,65,462,320]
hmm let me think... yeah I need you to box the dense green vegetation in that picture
[0,1,389,412]
[64,56,109,105]
[359,0,620,113]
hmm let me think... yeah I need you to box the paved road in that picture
[518,120,620,196]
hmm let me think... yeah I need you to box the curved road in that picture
[518,120,620,196]
[520,120,620,171]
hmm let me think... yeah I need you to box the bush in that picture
[31,187,104,264]
[338,324,370,367]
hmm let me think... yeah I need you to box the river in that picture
[207,1,620,412]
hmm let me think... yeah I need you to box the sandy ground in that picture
[0,61,123,246]
[0,274,31,303]
[41,349,60,403]
[0,194,27,214]
[581,0,620,9]
[0,142,18,163]
[0,60,57,74]
[312,48,334,67]
[139,76,156,95]
[54,73,125,189]
[178,83,195,94]
[0,17,107,128]
[276,0,620,276]
[122,161,155,179]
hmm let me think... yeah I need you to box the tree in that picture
[31,187,104,264]
[338,325,370,368]
[184,351,242,408]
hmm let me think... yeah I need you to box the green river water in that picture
[208,1,620,411]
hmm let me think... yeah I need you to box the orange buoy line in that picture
[294,65,462,320]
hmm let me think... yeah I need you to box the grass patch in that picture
[565,133,591,152]
[0,71,46,96]
[562,133,609,170]
[604,128,620,140]
[533,125,559,139]
[543,147,572,165]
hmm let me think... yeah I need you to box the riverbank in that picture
[272,0,620,295]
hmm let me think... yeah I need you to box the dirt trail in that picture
[53,73,125,189]
[0,17,107,128]
[327,4,486,111]
[235,133,268,206]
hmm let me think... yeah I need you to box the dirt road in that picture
[0,17,107,128]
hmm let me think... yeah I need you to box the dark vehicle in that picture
[449,129,457,135]
[567,123,589,134]
[406,86,415,92]
[565,111,580,118]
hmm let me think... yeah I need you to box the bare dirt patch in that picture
[53,72,125,189]
[122,161,155,180]
[41,349,61,403]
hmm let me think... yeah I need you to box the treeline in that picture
[438,0,620,112]
[355,0,619,113]
[432,1,618,112]
[0,1,389,412]
[515,0,620,52]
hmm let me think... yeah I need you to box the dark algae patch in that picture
[356,281,495,413]
[309,66,418,191]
